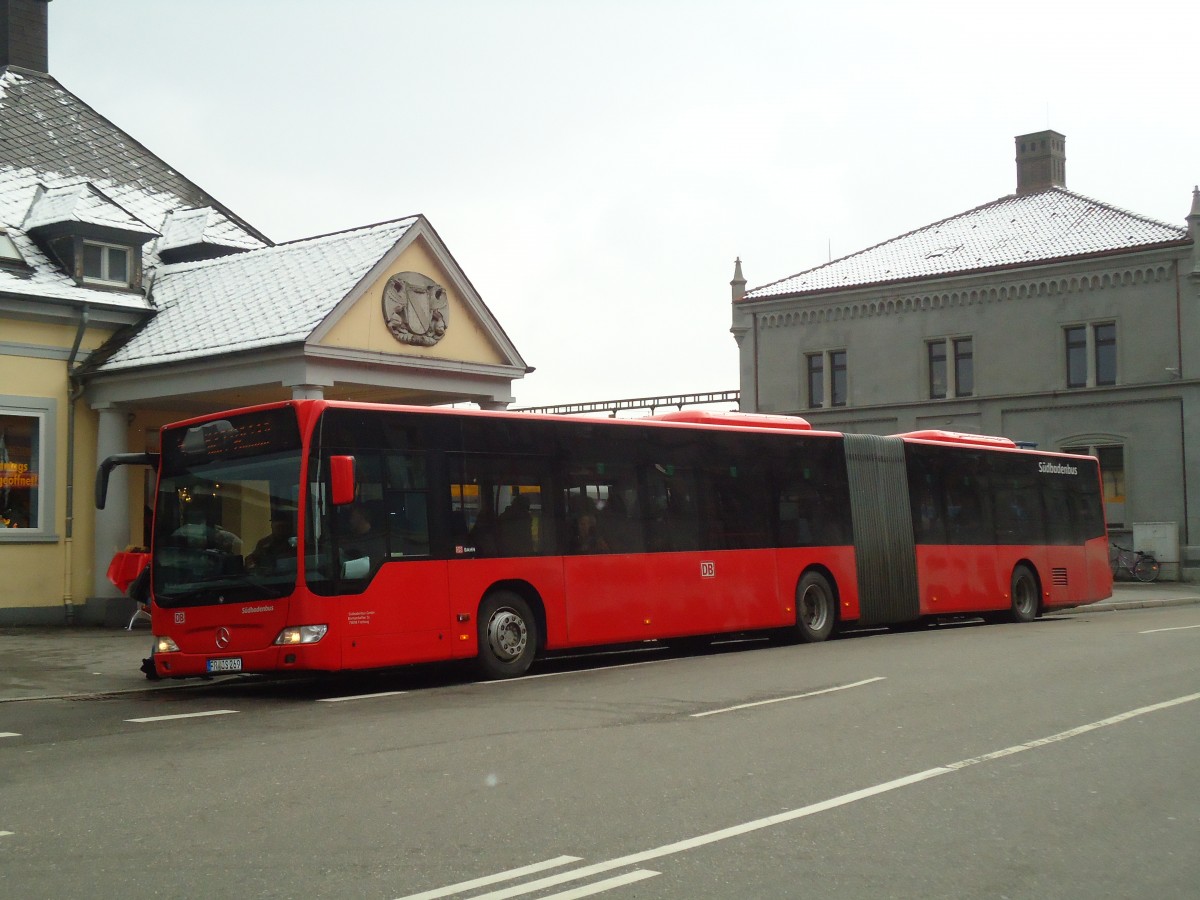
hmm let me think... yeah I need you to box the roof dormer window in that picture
[0,230,28,268]
[22,181,157,292]
[82,240,131,286]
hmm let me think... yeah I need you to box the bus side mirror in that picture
[329,455,356,506]
[95,452,159,509]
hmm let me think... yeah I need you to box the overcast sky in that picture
[48,0,1200,409]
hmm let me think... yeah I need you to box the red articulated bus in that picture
[96,401,1112,680]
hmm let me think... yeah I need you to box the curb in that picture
[1059,597,1200,614]
[0,673,250,705]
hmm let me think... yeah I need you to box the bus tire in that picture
[476,590,537,679]
[1008,565,1039,623]
[794,571,836,643]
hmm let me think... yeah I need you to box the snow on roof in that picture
[95,217,421,371]
[23,180,157,235]
[158,207,216,251]
[743,188,1189,301]
[0,166,150,310]
[0,68,267,307]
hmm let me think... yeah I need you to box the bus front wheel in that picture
[1008,565,1039,623]
[476,591,538,679]
[794,571,836,643]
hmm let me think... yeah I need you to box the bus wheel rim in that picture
[801,586,827,630]
[1015,579,1035,615]
[487,608,527,661]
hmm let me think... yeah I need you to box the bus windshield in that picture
[153,407,302,608]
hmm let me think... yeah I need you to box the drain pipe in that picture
[63,305,90,624]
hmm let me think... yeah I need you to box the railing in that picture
[516,389,740,417]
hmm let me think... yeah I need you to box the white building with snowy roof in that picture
[0,1,530,624]
[731,130,1200,579]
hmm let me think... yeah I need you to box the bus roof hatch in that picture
[895,429,1018,449]
[647,410,813,431]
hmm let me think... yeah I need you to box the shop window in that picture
[0,402,55,539]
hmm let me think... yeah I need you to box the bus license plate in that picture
[206,658,242,673]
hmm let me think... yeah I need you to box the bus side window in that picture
[497,494,535,556]
[386,491,430,556]
[644,464,700,552]
[447,453,552,558]
[598,485,642,553]
[778,481,816,546]
[1070,462,1107,541]
[914,477,945,544]
[702,462,770,550]
[384,451,430,558]
[1042,478,1074,545]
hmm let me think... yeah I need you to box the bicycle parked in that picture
[1110,542,1161,583]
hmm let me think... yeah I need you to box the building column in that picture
[92,404,130,598]
[289,384,326,400]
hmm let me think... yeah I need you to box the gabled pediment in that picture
[310,217,527,373]
[86,215,531,410]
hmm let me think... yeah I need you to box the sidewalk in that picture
[2,582,1198,703]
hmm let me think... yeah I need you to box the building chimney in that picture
[1,0,50,73]
[1014,130,1066,195]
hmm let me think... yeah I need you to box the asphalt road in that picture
[3,605,1198,899]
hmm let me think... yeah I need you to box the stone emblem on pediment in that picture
[382,271,449,346]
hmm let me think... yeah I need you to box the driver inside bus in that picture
[173,504,243,554]
[245,513,295,572]
[340,502,386,576]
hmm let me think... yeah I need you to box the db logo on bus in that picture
[700,560,716,578]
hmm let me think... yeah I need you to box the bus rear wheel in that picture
[794,571,836,643]
[476,591,537,679]
[1008,565,1039,623]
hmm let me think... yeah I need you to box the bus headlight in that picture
[155,635,180,653]
[273,625,328,645]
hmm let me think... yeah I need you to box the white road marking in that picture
[0,732,21,738]
[402,691,1200,898]
[1139,624,1200,634]
[690,676,886,718]
[316,691,408,703]
[945,692,1200,770]
[0,831,13,837]
[428,770,945,900]
[536,870,660,899]
[396,855,582,900]
[125,710,238,723]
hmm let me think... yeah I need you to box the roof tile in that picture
[96,218,420,371]
[1,68,268,310]
[743,189,1188,301]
